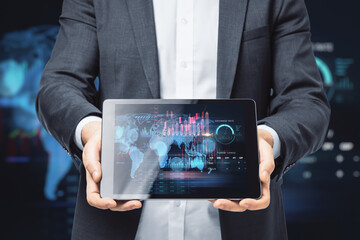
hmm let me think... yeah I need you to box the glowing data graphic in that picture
[113,104,247,196]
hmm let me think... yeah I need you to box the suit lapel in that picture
[217,0,249,98]
[125,0,248,99]
[125,0,160,98]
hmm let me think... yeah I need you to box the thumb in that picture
[83,140,102,183]
[261,169,270,184]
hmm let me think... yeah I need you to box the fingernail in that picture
[92,171,98,179]
[243,204,249,208]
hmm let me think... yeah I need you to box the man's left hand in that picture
[209,129,275,212]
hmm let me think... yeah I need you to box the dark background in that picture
[0,0,359,239]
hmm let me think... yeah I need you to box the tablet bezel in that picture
[100,99,261,200]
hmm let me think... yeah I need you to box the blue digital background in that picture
[0,1,359,239]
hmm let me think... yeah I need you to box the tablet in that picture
[100,99,261,200]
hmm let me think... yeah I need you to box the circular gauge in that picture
[215,124,235,145]
[315,57,335,101]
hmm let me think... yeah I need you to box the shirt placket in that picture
[176,0,194,99]
[168,200,187,240]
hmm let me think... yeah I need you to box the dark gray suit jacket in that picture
[36,0,330,239]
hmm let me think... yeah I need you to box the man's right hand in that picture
[81,121,142,211]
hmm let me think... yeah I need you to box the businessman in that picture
[36,0,330,239]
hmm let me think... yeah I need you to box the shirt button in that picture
[181,18,188,24]
[174,201,181,207]
[181,61,187,68]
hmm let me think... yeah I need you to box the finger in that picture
[240,176,271,210]
[83,139,102,183]
[212,199,247,212]
[86,170,117,209]
[110,200,142,212]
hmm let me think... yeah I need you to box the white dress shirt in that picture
[74,0,281,239]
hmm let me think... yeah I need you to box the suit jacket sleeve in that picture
[36,0,101,169]
[258,0,331,180]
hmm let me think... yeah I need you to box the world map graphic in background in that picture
[0,25,72,201]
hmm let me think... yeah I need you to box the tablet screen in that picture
[104,100,260,199]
